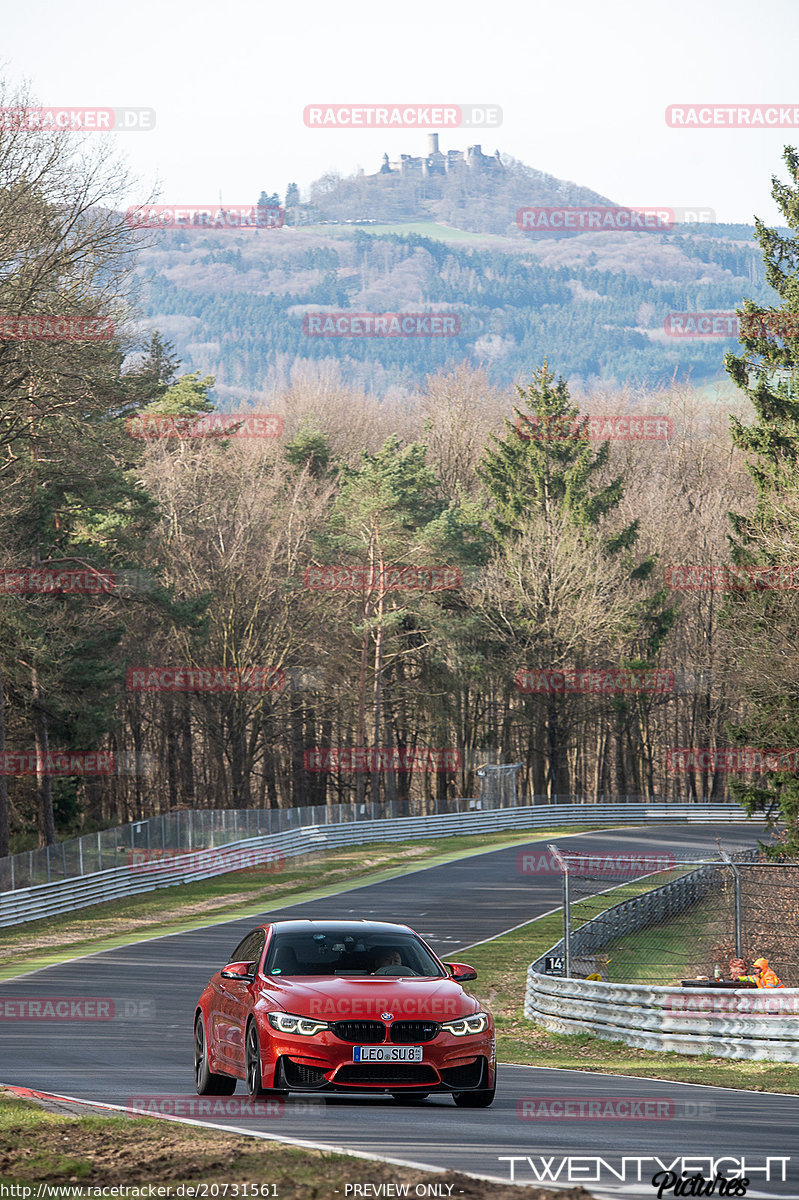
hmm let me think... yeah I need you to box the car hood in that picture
[257,975,480,1021]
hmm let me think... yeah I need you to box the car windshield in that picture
[262,928,445,977]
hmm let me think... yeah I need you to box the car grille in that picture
[331,1020,385,1043]
[335,1064,438,1086]
[390,1021,440,1043]
[282,1059,328,1087]
[331,1020,441,1044]
[440,1058,485,1089]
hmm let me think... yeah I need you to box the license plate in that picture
[353,1045,423,1062]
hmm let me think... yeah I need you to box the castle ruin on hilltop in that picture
[366,134,504,179]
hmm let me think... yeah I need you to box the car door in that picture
[217,929,265,1071]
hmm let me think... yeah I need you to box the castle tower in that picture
[427,133,440,155]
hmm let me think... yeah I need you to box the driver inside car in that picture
[372,948,402,971]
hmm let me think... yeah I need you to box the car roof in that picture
[256,919,415,936]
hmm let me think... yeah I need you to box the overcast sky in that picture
[3,0,798,225]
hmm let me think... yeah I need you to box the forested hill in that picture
[132,153,774,400]
[305,154,615,233]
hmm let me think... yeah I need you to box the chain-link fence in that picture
[0,777,531,892]
[543,844,799,987]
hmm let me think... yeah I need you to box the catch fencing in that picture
[0,800,748,927]
[526,849,799,1061]
[540,845,781,983]
[0,795,747,893]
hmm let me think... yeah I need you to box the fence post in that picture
[548,843,570,978]
[719,850,743,958]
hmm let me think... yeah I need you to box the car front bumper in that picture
[261,1029,496,1092]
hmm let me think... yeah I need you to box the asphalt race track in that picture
[2,823,796,1200]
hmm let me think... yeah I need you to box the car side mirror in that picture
[446,962,477,982]
[221,960,255,980]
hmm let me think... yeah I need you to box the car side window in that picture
[229,930,265,973]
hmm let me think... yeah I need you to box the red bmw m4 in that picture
[194,919,496,1106]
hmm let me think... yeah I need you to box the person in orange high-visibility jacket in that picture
[735,957,784,988]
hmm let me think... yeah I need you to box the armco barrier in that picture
[524,972,799,1062]
[0,801,748,928]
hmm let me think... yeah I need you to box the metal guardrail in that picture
[0,801,748,928]
[525,973,799,1062]
[524,850,799,1062]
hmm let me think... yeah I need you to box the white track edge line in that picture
[0,1084,536,1192]
[495,1060,799,1100]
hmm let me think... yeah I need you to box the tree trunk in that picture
[0,660,8,858]
[371,591,385,807]
[356,614,369,808]
[163,694,179,810]
[290,694,306,807]
[181,695,195,807]
[32,666,55,846]
[261,704,279,808]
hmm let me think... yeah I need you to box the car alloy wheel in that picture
[246,1021,265,1097]
[194,1014,236,1096]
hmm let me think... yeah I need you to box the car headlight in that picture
[267,1012,329,1036]
[441,1012,489,1036]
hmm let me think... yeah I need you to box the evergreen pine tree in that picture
[477,363,671,797]
[723,146,799,852]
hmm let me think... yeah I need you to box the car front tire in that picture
[195,1014,236,1096]
[246,1021,288,1099]
[452,1086,496,1108]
